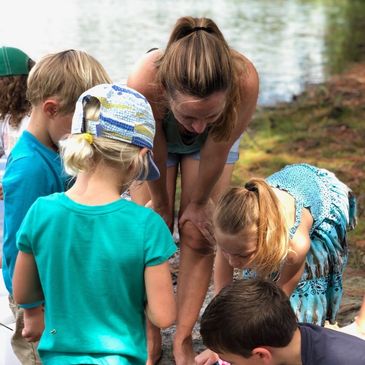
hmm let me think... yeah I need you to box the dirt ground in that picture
[158,63,365,364]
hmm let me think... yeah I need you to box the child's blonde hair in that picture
[214,179,288,277]
[60,96,149,187]
[26,49,111,115]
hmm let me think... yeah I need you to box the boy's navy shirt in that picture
[300,323,365,365]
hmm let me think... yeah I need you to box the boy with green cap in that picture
[0,47,35,237]
[0,46,32,76]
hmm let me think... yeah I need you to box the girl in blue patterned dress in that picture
[213,163,357,325]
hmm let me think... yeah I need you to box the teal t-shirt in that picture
[2,131,69,294]
[17,193,177,365]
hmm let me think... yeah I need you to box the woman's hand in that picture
[179,199,215,244]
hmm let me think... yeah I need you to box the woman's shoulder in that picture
[127,50,166,119]
[232,50,259,91]
[228,49,259,135]
[127,49,163,97]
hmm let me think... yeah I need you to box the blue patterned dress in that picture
[243,163,357,325]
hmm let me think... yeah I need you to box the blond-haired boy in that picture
[2,49,111,364]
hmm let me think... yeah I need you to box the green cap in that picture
[0,46,31,76]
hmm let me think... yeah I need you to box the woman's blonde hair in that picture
[26,49,111,115]
[156,16,242,142]
[214,179,289,277]
[59,96,149,189]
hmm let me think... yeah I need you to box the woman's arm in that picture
[13,251,44,304]
[144,261,176,328]
[193,57,258,205]
[179,57,259,236]
[128,51,173,227]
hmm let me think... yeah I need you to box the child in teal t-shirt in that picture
[12,84,177,365]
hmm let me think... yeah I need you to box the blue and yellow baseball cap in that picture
[71,83,160,181]
[0,46,31,76]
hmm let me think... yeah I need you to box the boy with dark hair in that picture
[198,279,365,365]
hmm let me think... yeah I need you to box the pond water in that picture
[1,0,364,105]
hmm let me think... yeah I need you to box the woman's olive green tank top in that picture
[163,111,209,154]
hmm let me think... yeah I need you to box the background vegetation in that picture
[233,63,365,269]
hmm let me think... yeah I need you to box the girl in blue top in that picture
[213,163,357,326]
[12,84,177,365]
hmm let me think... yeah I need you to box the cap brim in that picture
[138,151,160,181]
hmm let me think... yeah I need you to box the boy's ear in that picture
[252,347,273,364]
[43,99,60,117]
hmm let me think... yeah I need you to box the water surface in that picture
[1,0,364,105]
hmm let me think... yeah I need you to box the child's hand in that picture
[22,325,43,342]
[22,306,45,342]
[195,349,220,365]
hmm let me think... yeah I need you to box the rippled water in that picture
[1,0,364,105]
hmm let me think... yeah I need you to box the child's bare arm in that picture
[22,306,45,342]
[13,251,45,342]
[144,261,176,328]
[277,222,311,296]
[214,247,234,295]
[13,251,44,304]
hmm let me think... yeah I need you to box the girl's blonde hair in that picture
[26,49,111,115]
[214,179,289,277]
[156,16,242,142]
[59,96,149,189]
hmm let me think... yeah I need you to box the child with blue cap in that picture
[12,83,177,365]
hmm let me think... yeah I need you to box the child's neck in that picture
[66,163,128,206]
[271,328,302,365]
[27,109,58,151]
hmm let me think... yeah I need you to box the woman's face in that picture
[169,91,226,134]
[215,228,257,269]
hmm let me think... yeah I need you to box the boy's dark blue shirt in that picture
[300,323,365,365]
